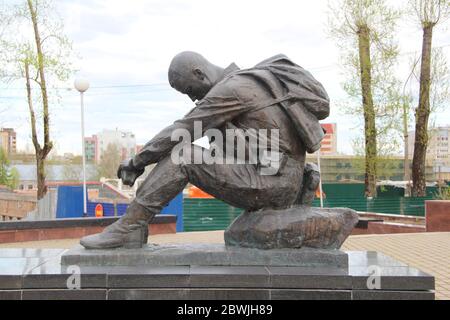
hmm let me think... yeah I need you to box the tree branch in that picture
[40,34,63,47]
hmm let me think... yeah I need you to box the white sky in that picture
[1,0,449,155]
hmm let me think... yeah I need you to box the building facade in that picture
[408,126,450,165]
[86,129,137,164]
[135,145,144,155]
[0,128,17,154]
[320,123,337,155]
[307,154,436,183]
[84,135,99,163]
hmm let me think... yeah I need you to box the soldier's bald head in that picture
[168,51,224,102]
[168,52,208,83]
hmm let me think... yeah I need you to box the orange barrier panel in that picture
[188,186,214,199]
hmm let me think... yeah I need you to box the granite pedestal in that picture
[0,248,435,300]
[61,244,349,268]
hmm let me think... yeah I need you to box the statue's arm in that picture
[132,81,247,170]
[132,121,192,170]
[118,120,193,187]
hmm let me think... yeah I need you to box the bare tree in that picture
[0,0,73,199]
[61,163,82,182]
[409,0,450,196]
[328,0,401,197]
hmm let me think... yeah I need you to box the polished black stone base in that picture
[0,249,435,300]
[61,244,350,268]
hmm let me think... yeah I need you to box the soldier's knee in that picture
[173,145,204,168]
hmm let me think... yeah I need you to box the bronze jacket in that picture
[133,55,329,170]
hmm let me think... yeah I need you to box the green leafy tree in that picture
[96,143,122,179]
[435,186,450,200]
[0,148,20,189]
[401,48,450,195]
[408,0,450,196]
[328,0,401,197]
[0,0,74,199]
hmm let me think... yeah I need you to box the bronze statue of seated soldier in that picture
[80,52,356,250]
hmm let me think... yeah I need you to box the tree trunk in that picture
[412,24,433,197]
[26,0,52,200]
[357,25,377,198]
[36,153,47,200]
[25,60,46,200]
[403,99,411,197]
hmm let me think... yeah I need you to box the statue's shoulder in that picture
[211,55,297,98]
[204,72,248,101]
[254,54,295,67]
[230,54,299,82]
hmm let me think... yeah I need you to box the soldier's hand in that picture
[117,159,145,187]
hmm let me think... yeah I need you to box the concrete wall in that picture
[0,215,176,244]
[0,193,36,220]
[26,190,57,221]
[352,222,426,235]
[426,200,450,232]
[353,203,450,235]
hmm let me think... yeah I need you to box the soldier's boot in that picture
[80,202,155,249]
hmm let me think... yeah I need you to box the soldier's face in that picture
[170,69,213,102]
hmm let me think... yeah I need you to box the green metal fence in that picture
[311,197,432,217]
[183,183,439,232]
[183,196,431,232]
[183,198,243,232]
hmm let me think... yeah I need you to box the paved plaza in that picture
[343,232,450,300]
[1,231,449,300]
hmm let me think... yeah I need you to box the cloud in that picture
[4,0,450,156]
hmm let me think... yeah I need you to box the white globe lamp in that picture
[74,78,90,93]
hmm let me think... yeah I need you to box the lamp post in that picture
[317,148,324,208]
[74,78,90,217]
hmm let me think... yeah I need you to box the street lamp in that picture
[74,78,90,217]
